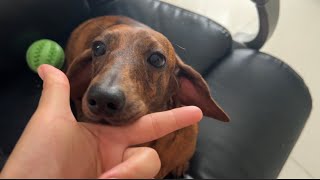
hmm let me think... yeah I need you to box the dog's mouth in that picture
[98,114,142,126]
[102,117,132,126]
[82,103,146,126]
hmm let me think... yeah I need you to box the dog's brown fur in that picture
[65,16,229,178]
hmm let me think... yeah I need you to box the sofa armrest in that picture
[188,49,312,178]
[234,0,280,49]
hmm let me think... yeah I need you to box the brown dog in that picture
[65,16,229,178]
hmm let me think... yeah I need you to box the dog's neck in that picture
[166,95,182,110]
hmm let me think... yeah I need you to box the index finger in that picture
[120,106,203,146]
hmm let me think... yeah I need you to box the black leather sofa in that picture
[0,0,312,178]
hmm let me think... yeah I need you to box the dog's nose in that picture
[87,85,125,116]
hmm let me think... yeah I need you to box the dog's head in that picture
[67,22,229,126]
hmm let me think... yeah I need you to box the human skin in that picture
[0,65,202,179]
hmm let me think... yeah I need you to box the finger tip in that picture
[37,64,46,80]
[38,64,60,75]
[99,168,120,179]
[39,64,69,85]
[185,106,203,122]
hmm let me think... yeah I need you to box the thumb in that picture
[36,64,72,116]
[99,147,161,179]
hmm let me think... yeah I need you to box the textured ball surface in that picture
[26,39,65,73]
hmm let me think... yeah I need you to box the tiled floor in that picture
[162,0,319,178]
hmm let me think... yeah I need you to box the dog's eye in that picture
[92,41,106,57]
[147,53,166,68]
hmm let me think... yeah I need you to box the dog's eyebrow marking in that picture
[133,34,165,54]
[102,32,117,43]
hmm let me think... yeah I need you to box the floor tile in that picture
[278,158,313,179]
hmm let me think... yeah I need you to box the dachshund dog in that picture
[65,16,229,178]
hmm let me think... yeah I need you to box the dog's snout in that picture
[87,85,125,116]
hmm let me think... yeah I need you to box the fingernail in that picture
[37,65,46,80]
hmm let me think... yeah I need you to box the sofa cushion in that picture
[189,49,312,178]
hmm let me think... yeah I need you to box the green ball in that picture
[26,39,65,73]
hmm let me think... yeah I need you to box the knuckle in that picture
[168,110,179,129]
[150,114,162,140]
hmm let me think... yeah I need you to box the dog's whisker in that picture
[173,43,186,51]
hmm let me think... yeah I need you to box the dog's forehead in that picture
[101,24,171,46]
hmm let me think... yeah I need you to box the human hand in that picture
[0,65,202,179]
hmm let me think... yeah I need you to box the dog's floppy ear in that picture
[66,49,92,100]
[175,55,230,122]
